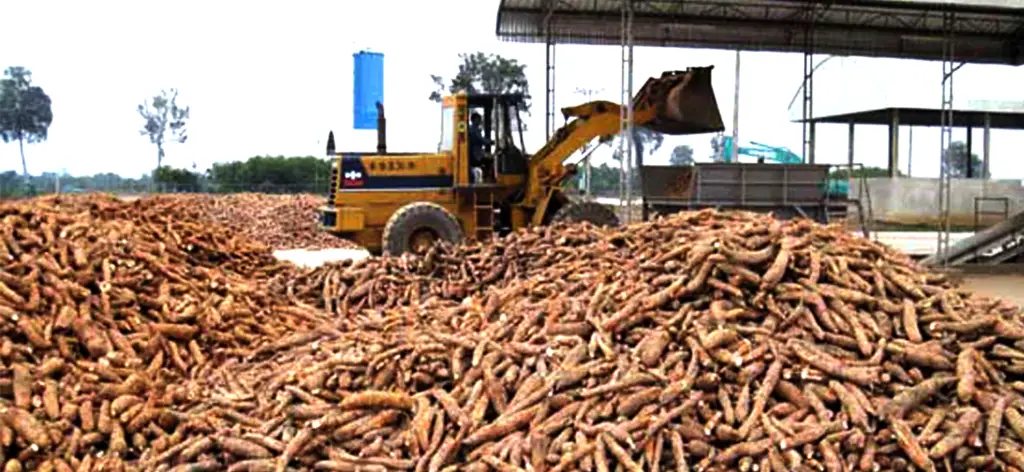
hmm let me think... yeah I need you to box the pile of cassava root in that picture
[3,195,1024,472]
[245,211,1023,472]
[148,193,360,250]
[0,194,331,472]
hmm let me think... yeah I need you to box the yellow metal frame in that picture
[335,206,365,232]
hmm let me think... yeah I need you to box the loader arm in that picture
[523,102,652,207]
[524,67,725,208]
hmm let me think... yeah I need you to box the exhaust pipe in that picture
[376,101,387,154]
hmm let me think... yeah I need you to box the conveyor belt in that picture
[921,210,1024,266]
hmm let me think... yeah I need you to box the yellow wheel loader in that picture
[319,67,725,255]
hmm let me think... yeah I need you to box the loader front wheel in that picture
[382,202,463,255]
[551,201,620,227]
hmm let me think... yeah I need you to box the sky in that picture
[2,0,1024,180]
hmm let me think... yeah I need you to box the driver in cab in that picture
[468,112,493,183]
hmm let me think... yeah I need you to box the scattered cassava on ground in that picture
[152,193,357,250]
[2,194,1024,472]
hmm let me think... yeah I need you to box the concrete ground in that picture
[959,273,1024,307]
[273,248,370,267]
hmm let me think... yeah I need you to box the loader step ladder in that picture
[473,190,495,243]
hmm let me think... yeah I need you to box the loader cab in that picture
[440,92,528,186]
[469,93,528,180]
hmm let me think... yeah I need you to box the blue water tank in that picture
[353,50,384,130]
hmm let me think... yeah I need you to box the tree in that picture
[208,155,331,194]
[829,166,898,179]
[153,166,202,192]
[429,52,531,111]
[710,135,724,161]
[138,89,189,171]
[669,145,695,166]
[943,140,988,178]
[565,163,636,197]
[0,67,53,177]
[611,127,664,166]
[608,127,663,198]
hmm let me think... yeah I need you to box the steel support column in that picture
[983,113,992,180]
[888,109,900,178]
[543,3,556,141]
[936,9,965,265]
[576,87,601,196]
[966,126,974,178]
[847,121,855,169]
[802,12,816,164]
[619,0,635,223]
[732,50,741,163]
[908,126,914,177]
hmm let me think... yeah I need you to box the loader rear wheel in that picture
[382,202,463,255]
[551,201,620,227]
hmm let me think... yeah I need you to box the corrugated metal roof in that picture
[496,0,1024,65]
[875,0,1021,10]
[794,106,1024,128]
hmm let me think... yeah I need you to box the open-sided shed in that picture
[796,106,1024,178]
[495,0,1024,259]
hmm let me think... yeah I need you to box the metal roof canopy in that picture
[795,107,1024,128]
[496,0,1024,65]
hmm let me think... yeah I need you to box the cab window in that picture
[439,107,455,151]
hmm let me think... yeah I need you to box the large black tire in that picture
[551,201,620,227]
[382,202,464,255]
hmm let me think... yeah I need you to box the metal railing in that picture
[832,162,875,239]
[972,196,1011,262]
[974,196,1010,233]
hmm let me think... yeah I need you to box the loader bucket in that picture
[633,67,725,136]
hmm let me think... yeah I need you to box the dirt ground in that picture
[959,273,1024,307]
